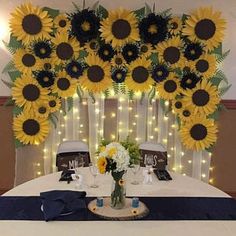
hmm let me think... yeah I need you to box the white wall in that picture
[0,0,235,99]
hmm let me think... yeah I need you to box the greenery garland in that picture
[1,2,231,152]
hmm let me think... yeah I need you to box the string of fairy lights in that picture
[39,94,214,184]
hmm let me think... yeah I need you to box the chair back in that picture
[139,142,167,170]
[56,141,90,171]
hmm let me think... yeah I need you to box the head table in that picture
[1,168,236,236]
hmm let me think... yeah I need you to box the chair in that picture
[139,142,167,170]
[56,141,90,171]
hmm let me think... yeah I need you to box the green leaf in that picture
[97,5,108,19]
[13,106,23,116]
[212,43,222,55]
[207,110,220,120]
[104,89,110,98]
[210,77,223,87]
[181,14,189,22]
[76,86,83,102]
[8,71,21,82]
[216,50,230,64]
[8,34,22,50]
[133,7,145,19]
[88,91,96,104]
[140,92,145,105]
[176,115,181,130]
[79,50,88,59]
[2,40,16,54]
[15,138,25,148]
[112,82,119,95]
[148,87,155,105]
[49,113,58,129]
[145,3,152,15]
[2,60,15,73]
[128,90,134,100]
[218,103,227,112]
[159,98,166,111]
[149,53,158,64]
[91,1,99,11]
[205,145,215,153]
[61,99,67,116]
[160,8,172,18]
[67,97,73,112]
[120,83,126,94]
[4,97,14,106]
[1,79,13,88]
[219,84,232,96]
[42,7,60,18]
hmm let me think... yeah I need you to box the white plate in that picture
[40,205,74,216]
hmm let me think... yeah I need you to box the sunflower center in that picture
[49,100,56,107]
[89,41,98,50]
[59,19,67,28]
[116,73,123,79]
[164,80,177,93]
[157,71,163,76]
[163,47,180,64]
[87,65,104,82]
[192,89,210,106]
[132,66,149,83]
[23,119,40,136]
[81,21,91,31]
[128,51,133,56]
[175,101,182,109]
[148,24,158,34]
[183,110,191,117]
[112,19,131,40]
[141,45,148,53]
[44,63,52,70]
[196,59,209,73]
[190,124,208,141]
[43,77,49,82]
[40,48,46,54]
[115,57,123,65]
[22,54,36,67]
[171,22,178,29]
[22,14,42,35]
[72,66,78,72]
[195,19,216,40]
[103,50,109,56]
[38,106,47,114]
[22,84,40,101]
[190,49,196,55]
[56,43,73,60]
[57,77,70,90]
[186,79,192,84]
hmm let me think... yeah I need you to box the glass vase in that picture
[110,170,126,209]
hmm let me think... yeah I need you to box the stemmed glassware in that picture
[89,163,99,188]
[131,163,140,185]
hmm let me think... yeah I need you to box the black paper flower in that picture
[139,13,168,45]
[122,44,139,63]
[36,70,55,88]
[98,44,115,61]
[70,9,100,44]
[184,43,203,61]
[33,41,52,59]
[65,60,83,79]
[111,69,126,83]
[152,64,170,83]
[181,72,201,90]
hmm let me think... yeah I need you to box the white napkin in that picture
[72,174,83,189]
[142,168,153,184]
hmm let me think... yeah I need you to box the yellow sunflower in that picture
[97,156,107,174]
[182,79,220,115]
[32,101,51,119]
[178,107,194,123]
[79,54,112,93]
[172,99,183,114]
[180,115,218,151]
[47,95,61,113]
[13,48,40,74]
[84,39,99,54]
[12,75,49,111]
[139,44,154,58]
[54,14,71,32]
[13,112,49,145]
[9,3,53,45]
[156,37,184,68]
[125,57,152,92]
[111,53,127,68]
[191,54,217,79]
[168,17,182,35]
[182,7,226,52]
[38,58,54,71]
[156,72,181,100]
[51,33,80,65]
[100,8,140,48]
[52,70,77,98]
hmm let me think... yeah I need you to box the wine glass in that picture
[89,163,99,188]
[74,157,84,175]
[131,163,140,185]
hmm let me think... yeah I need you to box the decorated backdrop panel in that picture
[2,2,230,158]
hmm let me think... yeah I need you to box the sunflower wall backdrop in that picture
[2,2,231,178]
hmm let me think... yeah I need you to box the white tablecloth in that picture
[2,168,236,236]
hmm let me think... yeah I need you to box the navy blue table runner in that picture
[0,196,236,221]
